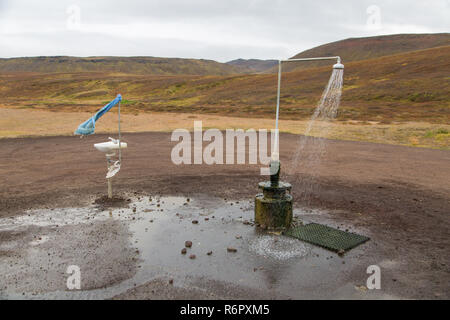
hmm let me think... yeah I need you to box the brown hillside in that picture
[0,56,245,76]
[282,33,450,71]
[0,46,449,124]
[226,59,278,73]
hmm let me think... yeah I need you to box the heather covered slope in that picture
[1,46,448,124]
[0,56,245,76]
[282,33,450,71]
[2,34,448,76]
[226,59,278,73]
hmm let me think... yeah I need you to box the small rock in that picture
[243,220,250,225]
[235,235,242,239]
[181,248,187,254]
[227,247,237,253]
[355,285,368,292]
[185,241,192,248]
[189,254,196,259]
[186,198,190,202]
[204,217,209,221]
[207,251,213,256]
[169,279,173,285]
[192,220,199,224]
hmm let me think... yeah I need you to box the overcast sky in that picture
[0,0,448,62]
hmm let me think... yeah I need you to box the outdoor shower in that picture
[255,56,344,230]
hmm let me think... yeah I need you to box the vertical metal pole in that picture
[272,61,282,160]
[107,178,113,198]
[275,60,282,132]
[118,100,121,164]
[106,154,112,198]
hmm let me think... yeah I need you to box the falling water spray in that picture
[287,61,344,205]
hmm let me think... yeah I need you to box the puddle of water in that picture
[0,195,370,299]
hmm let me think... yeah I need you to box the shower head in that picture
[333,62,344,70]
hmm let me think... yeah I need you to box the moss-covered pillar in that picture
[255,160,293,230]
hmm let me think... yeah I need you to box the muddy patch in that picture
[0,208,138,297]
[93,195,129,210]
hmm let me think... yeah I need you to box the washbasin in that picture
[94,137,127,153]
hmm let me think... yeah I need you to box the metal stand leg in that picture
[107,178,112,199]
[106,152,115,199]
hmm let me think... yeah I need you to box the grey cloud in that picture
[0,0,448,61]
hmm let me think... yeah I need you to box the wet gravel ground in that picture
[0,194,407,299]
[0,132,449,299]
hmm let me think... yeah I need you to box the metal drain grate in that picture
[284,223,370,252]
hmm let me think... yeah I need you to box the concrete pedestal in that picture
[254,160,293,230]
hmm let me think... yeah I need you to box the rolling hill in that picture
[0,56,246,76]
[2,34,447,76]
[1,45,448,124]
[281,33,450,71]
[226,59,278,73]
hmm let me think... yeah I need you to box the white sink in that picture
[94,137,127,153]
